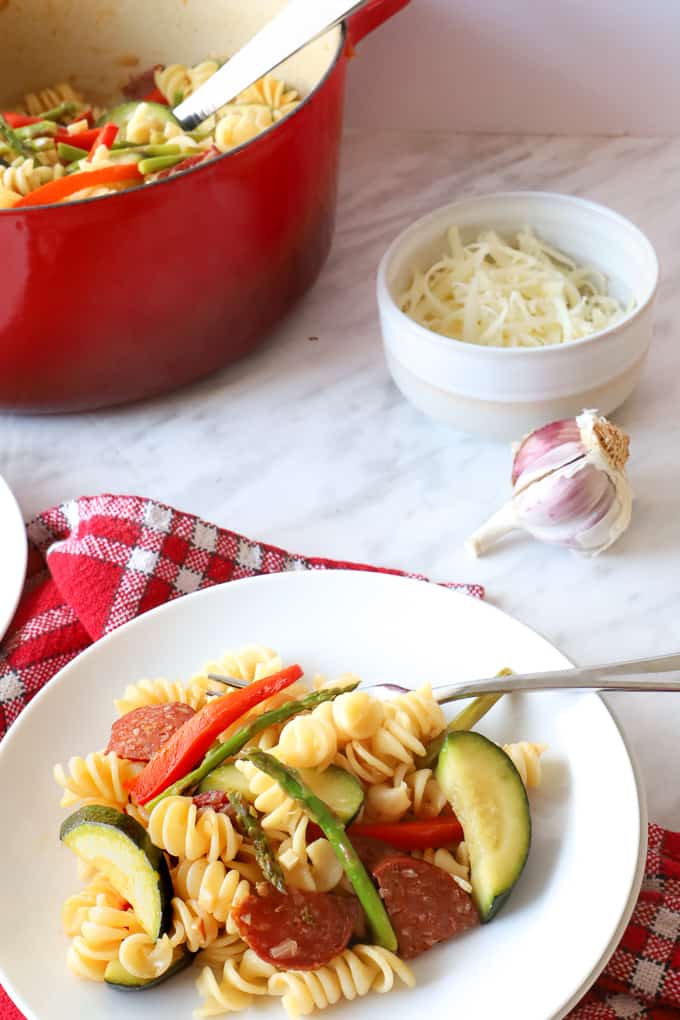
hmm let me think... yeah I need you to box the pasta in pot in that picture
[1,63,301,209]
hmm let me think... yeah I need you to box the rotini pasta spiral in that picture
[236,760,303,835]
[362,764,447,822]
[268,945,416,1018]
[1,157,64,197]
[23,81,84,116]
[172,858,250,924]
[404,766,448,819]
[214,108,273,153]
[117,932,174,980]
[53,751,142,810]
[336,684,446,784]
[276,703,338,771]
[114,676,209,716]
[66,904,143,982]
[503,741,548,788]
[328,689,384,743]
[195,950,276,1016]
[153,61,222,105]
[170,897,219,954]
[276,816,344,893]
[62,875,128,936]
[195,932,248,971]
[233,75,299,116]
[147,796,241,862]
[412,845,472,893]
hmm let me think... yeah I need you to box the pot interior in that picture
[0,0,342,108]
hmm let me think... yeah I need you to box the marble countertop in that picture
[2,131,679,826]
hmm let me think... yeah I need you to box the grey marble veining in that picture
[2,131,679,823]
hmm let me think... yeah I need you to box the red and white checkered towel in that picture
[0,495,677,1020]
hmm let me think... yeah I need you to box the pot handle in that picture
[348,0,411,46]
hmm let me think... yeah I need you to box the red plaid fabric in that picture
[0,494,677,1019]
[0,493,483,740]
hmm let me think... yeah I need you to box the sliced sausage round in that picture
[372,855,479,959]
[106,703,196,762]
[348,834,398,874]
[192,791,232,813]
[233,888,357,970]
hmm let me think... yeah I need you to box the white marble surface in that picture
[2,131,679,826]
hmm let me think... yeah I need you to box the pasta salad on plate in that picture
[0,59,300,209]
[53,643,546,1018]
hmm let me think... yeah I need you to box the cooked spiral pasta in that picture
[195,932,248,971]
[62,875,127,936]
[276,816,344,893]
[117,932,174,980]
[153,61,222,105]
[268,945,416,1018]
[214,108,273,153]
[404,766,448,819]
[1,157,64,197]
[503,741,548,788]
[413,845,472,893]
[0,187,21,209]
[23,81,84,116]
[236,760,304,835]
[172,858,250,925]
[195,950,276,1016]
[67,904,143,981]
[336,684,446,784]
[327,689,384,743]
[276,702,338,770]
[114,676,209,715]
[233,75,299,116]
[197,644,283,685]
[170,897,220,954]
[53,751,142,810]
[147,796,241,862]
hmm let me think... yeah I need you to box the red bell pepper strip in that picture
[14,164,143,208]
[143,87,169,105]
[346,818,464,850]
[87,122,119,159]
[1,113,42,128]
[70,107,95,127]
[129,664,304,805]
[54,127,100,150]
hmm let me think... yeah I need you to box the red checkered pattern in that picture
[0,493,484,740]
[0,495,677,1019]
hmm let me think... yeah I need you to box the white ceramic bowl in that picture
[377,192,659,439]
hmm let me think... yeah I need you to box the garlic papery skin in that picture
[466,410,633,557]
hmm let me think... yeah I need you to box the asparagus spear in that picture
[0,115,31,160]
[39,101,78,123]
[147,682,359,808]
[229,791,286,894]
[15,120,58,140]
[242,750,398,953]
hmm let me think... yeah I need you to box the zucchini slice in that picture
[435,731,531,922]
[60,805,172,938]
[104,947,193,990]
[198,762,364,824]
[101,102,180,140]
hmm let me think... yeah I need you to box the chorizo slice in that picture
[106,703,196,762]
[347,834,398,874]
[233,888,357,970]
[372,855,479,959]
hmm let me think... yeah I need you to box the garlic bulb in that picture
[466,410,632,557]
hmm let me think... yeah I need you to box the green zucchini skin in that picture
[60,805,173,938]
[198,762,365,824]
[104,948,194,990]
[435,731,531,922]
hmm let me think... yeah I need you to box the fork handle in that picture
[433,652,680,704]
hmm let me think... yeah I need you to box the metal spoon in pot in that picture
[174,0,369,130]
[207,651,680,704]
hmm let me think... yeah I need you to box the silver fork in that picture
[208,652,680,705]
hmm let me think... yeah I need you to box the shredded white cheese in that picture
[400,226,630,348]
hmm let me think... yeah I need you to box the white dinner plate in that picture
[0,570,646,1020]
[0,474,26,644]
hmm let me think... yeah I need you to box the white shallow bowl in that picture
[377,192,659,439]
[0,571,646,1020]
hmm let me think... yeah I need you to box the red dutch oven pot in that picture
[0,0,409,412]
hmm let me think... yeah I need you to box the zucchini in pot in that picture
[59,805,173,938]
[101,101,180,140]
[198,761,365,824]
[435,730,531,922]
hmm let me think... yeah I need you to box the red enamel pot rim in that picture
[4,30,346,215]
